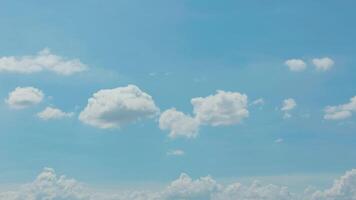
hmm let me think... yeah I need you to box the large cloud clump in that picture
[79,85,159,129]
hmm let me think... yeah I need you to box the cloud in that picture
[159,91,249,139]
[79,85,159,129]
[0,48,87,75]
[285,59,307,72]
[162,173,220,199]
[0,168,88,200]
[37,107,74,120]
[167,149,185,156]
[191,90,249,126]
[250,98,265,106]
[281,98,296,111]
[281,98,296,119]
[312,57,334,71]
[310,169,356,200]
[5,87,44,109]
[2,168,356,200]
[324,96,356,120]
[159,108,199,139]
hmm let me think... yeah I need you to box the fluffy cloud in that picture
[312,57,334,71]
[324,96,356,120]
[159,91,249,139]
[281,98,296,119]
[285,59,307,72]
[281,98,297,111]
[0,48,87,75]
[191,90,249,126]
[0,168,88,200]
[79,85,159,129]
[2,168,356,200]
[166,149,185,156]
[159,108,199,139]
[5,87,44,109]
[310,169,356,200]
[37,107,74,120]
[162,173,220,199]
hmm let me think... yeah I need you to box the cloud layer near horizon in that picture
[1,168,356,200]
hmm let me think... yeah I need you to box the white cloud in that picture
[212,181,294,200]
[37,107,74,120]
[0,168,88,200]
[167,149,185,156]
[5,87,44,109]
[281,98,297,111]
[0,48,87,75]
[159,108,199,139]
[2,168,356,200]
[285,59,307,72]
[312,57,334,71]
[162,173,220,199]
[310,169,356,200]
[324,96,356,120]
[251,98,265,106]
[191,90,249,126]
[280,98,296,119]
[79,85,159,129]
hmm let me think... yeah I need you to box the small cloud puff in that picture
[37,107,74,120]
[285,59,307,72]
[5,87,44,109]
[167,149,185,156]
[281,98,297,112]
[312,57,334,71]
[281,98,296,119]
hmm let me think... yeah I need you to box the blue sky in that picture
[0,0,356,198]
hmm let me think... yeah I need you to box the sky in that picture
[0,0,356,199]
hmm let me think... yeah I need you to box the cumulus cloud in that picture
[281,98,297,111]
[159,108,199,139]
[2,168,356,200]
[310,169,356,200]
[5,87,44,109]
[0,168,88,200]
[0,48,87,75]
[312,57,334,71]
[167,149,185,156]
[285,59,307,72]
[191,90,249,126]
[162,173,220,199]
[324,96,356,120]
[79,85,159,129]
[37,107,74,120]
